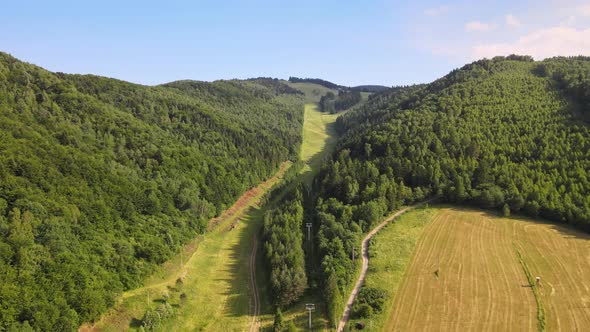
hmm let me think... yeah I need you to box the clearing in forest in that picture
[256,103,342,330]
[359,206,590,332]
[83,102,343,331]
[300,104,339,185]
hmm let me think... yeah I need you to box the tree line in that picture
[262,187,307,307]
[288,77,342,90]
[319,90,362,113]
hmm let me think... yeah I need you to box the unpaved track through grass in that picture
[80,162,291,332]
[83,102,344,331]
[377,207,590,332]
[249,233,260,332]
[337,199,434,332]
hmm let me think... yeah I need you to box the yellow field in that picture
[365,207,590,331]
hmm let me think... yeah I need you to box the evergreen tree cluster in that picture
[350,85,389,93]
[319,90,362,113]
[262,188,307,307]
[245,77,304,96]
[0,52,304,330]
[314,56,590,326]
[288,77,342,90]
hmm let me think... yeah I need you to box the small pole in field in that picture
[536,276,541,286]
[305,303,315,329]
[306,223,312,241]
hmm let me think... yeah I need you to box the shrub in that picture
[352,303,373,319]
[351,287,387,318]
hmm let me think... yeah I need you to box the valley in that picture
[1,52,590,332]
[80,84,342,331]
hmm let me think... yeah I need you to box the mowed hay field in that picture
[366,206,590,332]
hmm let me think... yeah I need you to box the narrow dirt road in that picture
[249,233,261,332]
[336,199,435,332]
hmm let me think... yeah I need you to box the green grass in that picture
[360,91,371,101]
[344,206,437,331]
[285,82,338,103]
[87,102,343,331]
[300,104,340,186]
[87,101,343,331]
[256,104,342,330]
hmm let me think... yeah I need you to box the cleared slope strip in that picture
[80,162,291,331]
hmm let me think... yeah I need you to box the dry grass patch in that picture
[362,206,590,332]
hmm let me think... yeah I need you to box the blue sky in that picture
[1,0,589,86]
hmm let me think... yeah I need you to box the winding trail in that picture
[336,199,435,332]
[249,233,261,332]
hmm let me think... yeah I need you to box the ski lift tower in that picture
[305,303,315,329]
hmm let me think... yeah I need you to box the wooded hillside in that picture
[0,53,304,330]
[314,56,590,326]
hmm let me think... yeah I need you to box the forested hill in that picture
[314,56,590,326]
[288,77,343,90]
[0,52,304,330]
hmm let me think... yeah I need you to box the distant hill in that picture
[350,85,389,93]
[287,78,388,112]
[244,77,304,95]
[314,55,590,326]
[0,52,304,331]
[288,76,343,90]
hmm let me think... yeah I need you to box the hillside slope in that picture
[0,53,304,330]
[314,56,590,326]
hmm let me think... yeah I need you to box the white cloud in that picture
[465,21,497,32]
[561,15,577,26]
[579,4,590,16]
[424,5,449,16]
[472,26,590,60]
[505,14,523,28]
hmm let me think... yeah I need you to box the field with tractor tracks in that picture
[357,206,590,332]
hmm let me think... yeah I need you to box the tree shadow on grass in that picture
[129,318,143,328]
[210,108,341,324]
[442,204,590,242]
[210,205,271,320]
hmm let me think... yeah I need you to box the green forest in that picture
[0,52,304,330]
[319,90,362,114]
[263,187,307,308]
[2,49,590,331]
[314,56,590,326]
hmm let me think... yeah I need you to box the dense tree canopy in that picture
[350,85,389,93]
[314,56,590,326]
[319,90,362,113]
[288,77,343,90]
[0,52,304,330]
[262,188,307,307]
